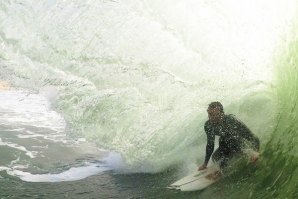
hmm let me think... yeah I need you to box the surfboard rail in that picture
[167,165,220,191]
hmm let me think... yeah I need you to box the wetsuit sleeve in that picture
[204,122,215,165]
[233,117,260,151]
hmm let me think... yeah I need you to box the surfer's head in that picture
[207,102,224,124]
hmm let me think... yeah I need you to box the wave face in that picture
[0,1,297,195]
[261,31,298,198]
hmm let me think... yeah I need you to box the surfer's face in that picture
[207,107,222,124]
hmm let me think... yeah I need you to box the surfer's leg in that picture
[219,156,229,169]
[212,148,228,169]
[211,148,222,163]
[214,148,230,170]
[219,149,243,171]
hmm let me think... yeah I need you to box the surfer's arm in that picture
[204,123,215,165]
[204,134,215,165]
[198,122,215,170]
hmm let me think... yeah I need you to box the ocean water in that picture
[0,0,298,198]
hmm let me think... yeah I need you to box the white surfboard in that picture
[168,165,220,191]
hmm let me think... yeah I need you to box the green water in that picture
[0,0,298,198]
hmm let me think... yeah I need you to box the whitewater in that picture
[0,0,297,198]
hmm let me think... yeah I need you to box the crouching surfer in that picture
[198,102,260,180]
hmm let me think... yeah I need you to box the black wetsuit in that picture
[204,114,260,169]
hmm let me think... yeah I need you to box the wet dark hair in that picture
[208,101,224,113]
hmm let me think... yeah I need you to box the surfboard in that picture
[167,165,220,191]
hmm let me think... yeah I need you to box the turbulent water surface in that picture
[0,0,298,198]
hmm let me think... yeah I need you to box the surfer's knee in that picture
[219,157,229,169]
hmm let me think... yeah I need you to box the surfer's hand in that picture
[198,164,207,171]
[249,151,260,163]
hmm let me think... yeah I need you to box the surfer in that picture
[198,102,260,179]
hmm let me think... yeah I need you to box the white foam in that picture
[39,86,59,104]
[8,163,110,182]
[0,166,10,171]
[103,152,125,170]
[4,128,25,132]
[0,138,37,158]
[16,130,69,144]
[0,91,65,132]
